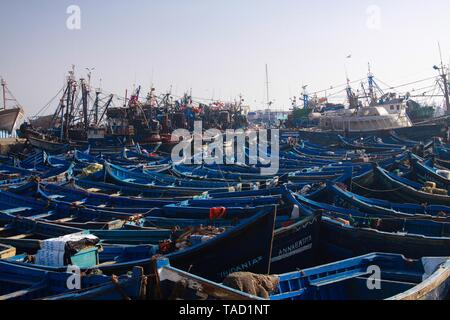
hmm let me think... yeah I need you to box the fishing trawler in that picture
[19,67,248,153]
[0,78,25,134]
[318,96,413,133]
[315,66,413,133]
[287,66,450,144]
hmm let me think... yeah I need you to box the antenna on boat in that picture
[434,42,450,115]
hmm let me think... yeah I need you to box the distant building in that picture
[247,109,289,124]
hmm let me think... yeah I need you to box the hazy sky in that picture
[1,0,449,116]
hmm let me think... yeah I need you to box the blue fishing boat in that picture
[2,205,276,282]
[0,260,147,300]
[0,188,145,223]
[17,151,47,170]
[321,183,450,218]
[104,162,242,195]
[369,165,450,205]
[272,253,450,300]
[29,181,180,210]
[311,201,450,260]
[409,153,450,190]
[73,177,194,199]
[337,135,406,153]
[0,162,73,188]
[434,144,450,161]
[27,135,70,155]
[293,142,403,161]
[388,131,422,147]
[156,253,450,300]
[142,188,322,273]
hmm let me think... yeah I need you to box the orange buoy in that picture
[209,207,227,220]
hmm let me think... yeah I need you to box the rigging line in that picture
[323,209,447,222]
[308,78,366,96]
[426,80,440,105]
[3,85,23,108]
[34,85,66,117]
[408,83,440,93]
[374,79,401,94]
[350,180,406,193]
[376,75,437,91]
[324,88,348,99]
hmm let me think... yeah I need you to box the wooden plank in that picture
[159,266,260,300]
[7,233,33,240]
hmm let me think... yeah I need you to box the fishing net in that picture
[223,272,279,299]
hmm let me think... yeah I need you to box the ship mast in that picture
[367,63,375,105]
[81,78,89,131]
[302,85,309,109]
[265,64,271,125]
[1,78,6,110]
[346,78,354,108]
[437,43,450,115]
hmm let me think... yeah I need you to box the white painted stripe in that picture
[271,244,313,263]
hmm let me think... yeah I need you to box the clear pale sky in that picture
[1,0,449,115]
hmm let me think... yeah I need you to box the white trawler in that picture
[313,69,413,133]
[0,78,25,134]
[318,97,412,132]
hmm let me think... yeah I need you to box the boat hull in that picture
[0,108,24,133]
[283,121,448,145]
[27,136,70,154]
[168,206,276,282]
[320,219,450,261]
[270,212,321,273]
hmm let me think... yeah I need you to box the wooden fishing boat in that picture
[171,163,281,182]
[292,142,405,163]
[2,205,276,282]
[321,183,450,219]
[315,202,450,260]
[157,253,450,300]
[409,153,450,190]
[17,151,47,170]
[337,135,406,153]
[388,131,422,147]
[73,177,194,199]
[24,181,181,211]
[434,145,450,161]
[104,162,242,194]
[172,162,355,185]
[140,188,322,273]
[0,260,146,300]
[367,165,450,205]
[154,257,259,300]
[0,189,144,224]
[27,135,70,155]
[0,162,73,189]
[164,206,276,282]
[0,164,38,188]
